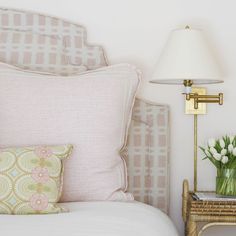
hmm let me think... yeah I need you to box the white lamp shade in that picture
[151,27,223,85]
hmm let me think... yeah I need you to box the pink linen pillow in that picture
[0,62,140,202]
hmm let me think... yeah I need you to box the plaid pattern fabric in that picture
[0,28,76,74]
[0,8,170,214]
[124,99,170,213]
[0,7,108,74]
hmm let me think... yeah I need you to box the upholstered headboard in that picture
[0,7,108,74]
[0,7,170,214]
[124,99,169,213]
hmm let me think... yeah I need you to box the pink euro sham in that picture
[0,62,140,202]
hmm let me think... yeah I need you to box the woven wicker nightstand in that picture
[182,179,236,236]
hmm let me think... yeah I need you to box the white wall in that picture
[0,0,235,235]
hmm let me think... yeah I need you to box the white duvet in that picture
[0,201,179,236]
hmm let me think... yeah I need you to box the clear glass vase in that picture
[216,168,236,197]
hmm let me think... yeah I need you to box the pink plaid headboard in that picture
[125,99,170,213]
[0,7,108,74]
[0,7,170,214]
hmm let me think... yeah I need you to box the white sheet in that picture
[0,201,179,236]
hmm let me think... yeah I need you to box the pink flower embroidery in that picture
[34,146,53,159]
[30,193,48,211]
[31,167,49,183]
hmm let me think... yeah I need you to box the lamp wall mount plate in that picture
[185,87,207,115]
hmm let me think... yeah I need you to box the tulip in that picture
[228,144,234,153]
[221,149,227,156]
[210,147,217,154]
[221,156,229,164]
[213,153,221,161]
[219,139,225,148]
[208,138,216,147]
[205,149,211,157]
[233,148,236,156]
[230,136,235,143]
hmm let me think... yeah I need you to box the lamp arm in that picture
[185,93,223,109]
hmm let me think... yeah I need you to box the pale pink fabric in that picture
[0,62,140,202]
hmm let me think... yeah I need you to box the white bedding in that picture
[0,201,179,236]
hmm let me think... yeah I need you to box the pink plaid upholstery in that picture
[0,7,108,74]
[124,99,170,213]
[0,8,170,214]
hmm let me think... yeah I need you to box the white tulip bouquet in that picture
[201,135,236,196]
[200,135,236,169]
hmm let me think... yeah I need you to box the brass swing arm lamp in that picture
[181,80,224,192]
[150,25,224,192]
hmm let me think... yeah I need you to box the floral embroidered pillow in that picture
[0,144,73,214]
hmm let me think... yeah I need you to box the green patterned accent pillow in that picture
[0,144,73,214]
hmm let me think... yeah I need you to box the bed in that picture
[1,201,177,236]
[0,7,178,236]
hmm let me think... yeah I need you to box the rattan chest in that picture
[182,179,236,236]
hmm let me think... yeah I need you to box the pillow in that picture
[0,62,140,202]
[0,28,87,75]
[0,144,73,214]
